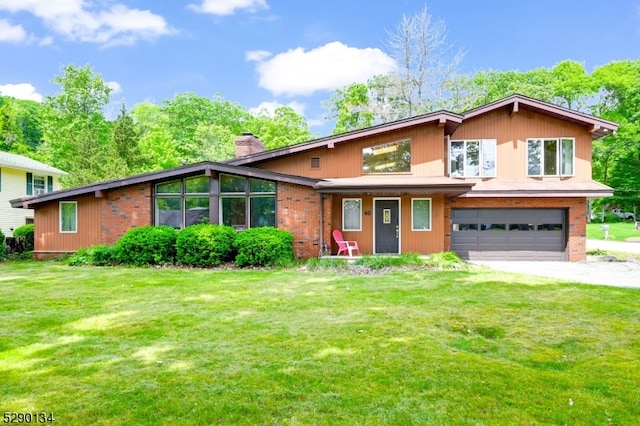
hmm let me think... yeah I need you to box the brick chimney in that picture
[235,132,265,157]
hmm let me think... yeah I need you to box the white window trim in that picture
[342,198,362,231]
[411,198,432,231]
[59,201,78,233]
[526,137,575,177]
[33,174,46,195]
[448,139,497,178]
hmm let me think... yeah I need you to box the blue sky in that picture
[1,0,639,136]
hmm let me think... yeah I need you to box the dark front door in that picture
[375,199,400,254]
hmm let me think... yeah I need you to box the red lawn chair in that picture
[332,229,360,257]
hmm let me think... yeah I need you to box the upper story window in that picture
[362,139,411,173]
[449,139,497,178]
[156,176,210,229]
[527,138,574,176]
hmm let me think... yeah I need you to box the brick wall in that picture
[101,184,152,245]
[277,182,322,259]
[444,197,588,261]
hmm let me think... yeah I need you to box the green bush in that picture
[68,245,116,266]
[424,251,466,270]
[114,226,178,266]
[176,224,236,267]
[0,228,6,260]
[12,224,34,251]
[234,227,294,267]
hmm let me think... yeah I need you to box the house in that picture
[10,95,618,261]
[1,151,66,237]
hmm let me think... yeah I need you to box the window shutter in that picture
[47,176,53,192]
[26,172,33,195]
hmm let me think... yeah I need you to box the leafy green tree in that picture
[132,101,181,170]
[39,64,119,186]
[112,101,144,173]
[325,83,374,134]
[250,105,313,148]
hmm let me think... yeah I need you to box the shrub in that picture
[176,224,236,267]
[12,224,34,251]
[353,253,424,270]
[68,245,116,266]
[234,227,294,267]
[114,226,178,266]
[0,228,6,260]
[424,251,466,270]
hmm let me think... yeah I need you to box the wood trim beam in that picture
[510,101,519,117]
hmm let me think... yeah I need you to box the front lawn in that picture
[587,221,640,241]
[1,261,639,425]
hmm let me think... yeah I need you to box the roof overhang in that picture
[314,176,475,198]
[457,179,614,198]
[226,111,463,166]
[10,161,321,209]
[462,94,619,140]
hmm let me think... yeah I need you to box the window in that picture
[527,138,574,176]
[156,177,210,228]
[60,201,77,233]
[33,175,46,194]
[363,139,411,173]
[449,139,496,177]
[219,175,276,230]
[412,199,432,231]
[342,199,362,231]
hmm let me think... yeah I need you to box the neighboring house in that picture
[10,95,618,261]
[0,151,66,237]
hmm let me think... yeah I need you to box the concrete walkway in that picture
[471,240,640,289]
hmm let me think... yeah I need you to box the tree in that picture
[112,101,144,173]
[39,64,119,187]
[250,105,314,148]
[325,83,374,135]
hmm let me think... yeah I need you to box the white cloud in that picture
[250,100,306,116]
[246,49,271,62]
[0,0,176,46]
[106,81,121,94]
[0,18,27,42]
[188,0,268,16]
[0,83,43,102]
[251,41,397,97]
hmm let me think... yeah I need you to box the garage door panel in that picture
[451,208,566,261]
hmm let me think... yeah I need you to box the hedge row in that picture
[68,225,295,268]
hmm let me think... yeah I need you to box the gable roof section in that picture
[461,94,619,139]
[0,151,67,176]
[226,111,464,166]
[11,161,321,209]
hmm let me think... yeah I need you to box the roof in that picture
[314,176,475,198]
[461,94,619,140]
[11,161,321,209]
[225,111,463,166]
[227,94,619,167]
[0,151,67,176]
[458,179,614,198]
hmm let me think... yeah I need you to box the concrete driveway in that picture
[471,240,640,289]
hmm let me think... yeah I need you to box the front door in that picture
[374,199,400,254]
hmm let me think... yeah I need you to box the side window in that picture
[342,198,362,231]
[412,198,431,231]
[60,201,78,233]
[527,138,574,177]
[449,139,496,177]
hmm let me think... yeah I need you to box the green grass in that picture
[587,221,640,241]
[1,260,639,425]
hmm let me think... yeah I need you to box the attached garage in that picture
[451,208,567,260]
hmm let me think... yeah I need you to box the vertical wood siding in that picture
[451,109,593,181]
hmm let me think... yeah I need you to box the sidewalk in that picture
[586,239,640,254]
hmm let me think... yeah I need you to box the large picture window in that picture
[527,138,574,176]
[60,201,77,233]
[220,174,276,230]
[342,198,362,231]
[412,198,432,231]
[156,176,210,228]
[449,139,496,177]
[362,139,411,173]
